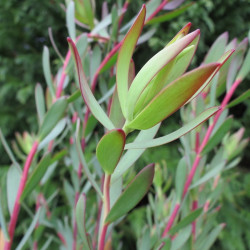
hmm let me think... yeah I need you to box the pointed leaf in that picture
[227,89,250,108]
[106,164,155,223]
[125,107,219,149]
[146,3,194,25]
[127,63,219,130]
[42,46,55,96]
[127,30,200,121]
[175,158,187,202]
[96,129,125,174]
[21,154,52,202]
[16,208,41,250]
[38,98,68,141]
[202,118,233,155]
[7,165,21,214]
[169,209,203,235]
[68,38,115,130]
[112,124,160,183]
[66,1,76,41]
[76,194,91,250]
[35,83,46,126]
[116,5,146,117]
[203,32,228,64]
[236,48,250,81]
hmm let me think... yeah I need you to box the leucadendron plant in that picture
[1,1,250,249]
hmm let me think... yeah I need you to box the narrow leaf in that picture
[7,165,21,214]
[175,158,187,202]
[112,124,160,183]
[38,98,68,141]
[146,3,194,25]
[21,154,52,202]
[226,89,250,108]
[76,194,91,250]
[42,46,55,96]
[0,190,9,240]
[125,107,219,149]
[236,49,250,81]
[169,208,203,235]
[203,32,228,64]
[96,129,125,174]
[82,0,95,29]
[202,118,233,155]
[127,30,200,121]
[68,38,115,130]
[16,208,41,250]
[106,164,155,223]
[66,1,76,41]
[127,63,219,130]
[35,83,46,126]
[170,225,192,250]
[116,5,146,118]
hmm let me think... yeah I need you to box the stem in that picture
[118,1,130,29]
[73,192,80,250]
[162,203,180,238]
[191,200,198,242]
[162,78,242,237]
[4,141,39,250]
[146,0,169,23]
[98,174,111,250]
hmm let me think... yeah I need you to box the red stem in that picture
[162,203,180,238]
[4,141,39,250]
[191,200,198,242]
[98,175,110,250]
[162,78,242,238]
[146,0,169,22]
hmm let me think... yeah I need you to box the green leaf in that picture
[66,1,76,41]
[96,129,125,174]
[7,165,21,214]
[127,30,200,121]
[38,98,68,141]
[125,107,219,149]
[169,208,203,235]
[175,158,187,202]
[76,194,91,250]
[38,118,67,150]
[0,129,20,169]
[195,224,224,250]
[0,190,9,240]
[16,208,41,250]
[42,46,55,96]
[127,63,219,130]
[236,48,250,81]
[66,34,88,75]
[203,32,228,64]
[112,124,160,183]
[190,162,225,189]
[82,0,95,29]
[202,118,233,155]
[35,83,45,126]
[21,154,51,202]
[75,120,103,198]
[106,164,155,223]
[68,38,115,130]
[146,3,194,25]
[116,5,146,118]
[226,89,250,108]
[170,225,192,250]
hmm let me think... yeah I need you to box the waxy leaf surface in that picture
[68,38,115,130]
[96,129,125,174]
[127,29,200,121]
[106,164,155,223]
[127,63,219,130]
[38,98,68,141]
[125,107,219,149]
[116,5,146,118]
